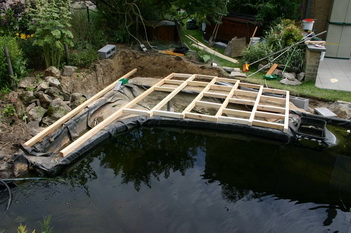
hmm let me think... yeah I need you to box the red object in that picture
[303,19,315,22]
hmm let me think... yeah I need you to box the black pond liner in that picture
[20,116,293,176]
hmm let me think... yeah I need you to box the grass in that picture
[182,28,351,102]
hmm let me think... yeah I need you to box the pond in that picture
[1,127,351,232]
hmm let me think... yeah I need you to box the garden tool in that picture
[113,78,129,91]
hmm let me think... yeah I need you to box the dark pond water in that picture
[1,127,351,233]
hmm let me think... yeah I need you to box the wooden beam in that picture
[284,91,290,133]
[153,110,184,118]
[255,111,285,119]
[210,84,233,91]
[203,92,227,99]
[196,100,222,109]
[229,98,255,106]
[239,83,261,89]
[222,108,251,118]
[188,81,209,87]
[253,119,284,131]
[215,80,240,117]
[59,73,174,157]
[217,78,238,84]
[234,89,258,97]
[263,88,287,95]
[260,95,286,103]
[164,80,183,85]
[218,116,251,125]
[257,104,285,113]
[123,108,151,116]
[154,86,176,92]
[185,112,218,122]
[191,43,239,64]
[249,86,263,123]
[24,68,138,147]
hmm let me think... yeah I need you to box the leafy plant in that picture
[29,0,74,68]
[3,104,16,117]
[0,36,27,88]
[70,44,99,68]
[242,19,305,70]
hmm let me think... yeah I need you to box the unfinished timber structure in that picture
[25,71,290,158]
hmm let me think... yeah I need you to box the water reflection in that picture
[66,127,351,211]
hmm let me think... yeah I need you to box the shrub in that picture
[242,19,305,71]
[0,36,27,88]
[70,45,99,68]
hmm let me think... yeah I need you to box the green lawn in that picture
[182,29,351,102]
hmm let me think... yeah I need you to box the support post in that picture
[3,46,14,77]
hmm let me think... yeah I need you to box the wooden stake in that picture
[24,68,137,147]
[265,63,278,75]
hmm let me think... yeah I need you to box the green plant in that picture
[0,36,27,88]
[29,0,74,68]
[3,104,16,117]
[70,44,99,68]
[242,42,274,64]
[39,216,54,233]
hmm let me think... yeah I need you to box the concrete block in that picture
[290,96,309,110]
[98,44,116,59]
[314,107,337,117]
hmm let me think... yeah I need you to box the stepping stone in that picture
[314,107,337,117]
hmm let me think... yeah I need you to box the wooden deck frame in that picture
[34,72,290,158]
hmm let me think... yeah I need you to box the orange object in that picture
[243,63,250,72]
[266,63,278,75]
[159,49,184,56]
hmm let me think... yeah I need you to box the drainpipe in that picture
[305,0,313,18]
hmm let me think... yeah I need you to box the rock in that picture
[27,120,41,135]
[37,92,53,108]
[19,91,36,105]
[26,102,36,112]
[224,37,246,57]
[41,116,55,127]
[329,101,351,119]
[277,65,300,73]
[70,93,86,108]
[280,78,302,86]
[62,66,78,77]
[258,63,269,72]
[13,158,29,177]
[0,170,11,179]
[0,161,9,171]
[282,72,296,81]
[45,87,64,100]
[28,106,47,122]
[45,66,60,78]
[45,76,61,87]
[297,72,305,82]
[36,81,50,92]
[18,76,37,90]
[273,69,283,78]
[47,98,71,120]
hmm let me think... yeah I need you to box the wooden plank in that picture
[196,74,217,79]
[190,43,239,64]
[203,92,227,99]
[253,119,284,130]
[154,86,176,92]
[153,110,184,118]
[24,68,138,147]
[255,111,285,119]
[265,63,278,75]
[209,84,233,91]
[173,73,192,78]
[215,80,240,117]
[164,80,183,85]
[257,104,285,113]
[260,95,286,103]
[60,73,174,157]
[196,100,222,109]
[184,112,218,122]
[217,78,238,84]
[218,116,251,125]
[229,98,255,106]
[234,89,258,97]
[188,81,209,87]
[249,86,263,123]
[284,91,290,133]
[263,88,287,95]
[239,83,261,89]
[123,108,151,116]
[182,77,218,114]
[150,75,196,116]
[222,108,251,118]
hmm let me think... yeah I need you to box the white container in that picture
[302,19,315,31]
[250,37,260,46]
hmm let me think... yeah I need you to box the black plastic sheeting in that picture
[20,115,293,176]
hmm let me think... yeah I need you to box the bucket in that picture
[302,19,315,31]
[250,37,260,46]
